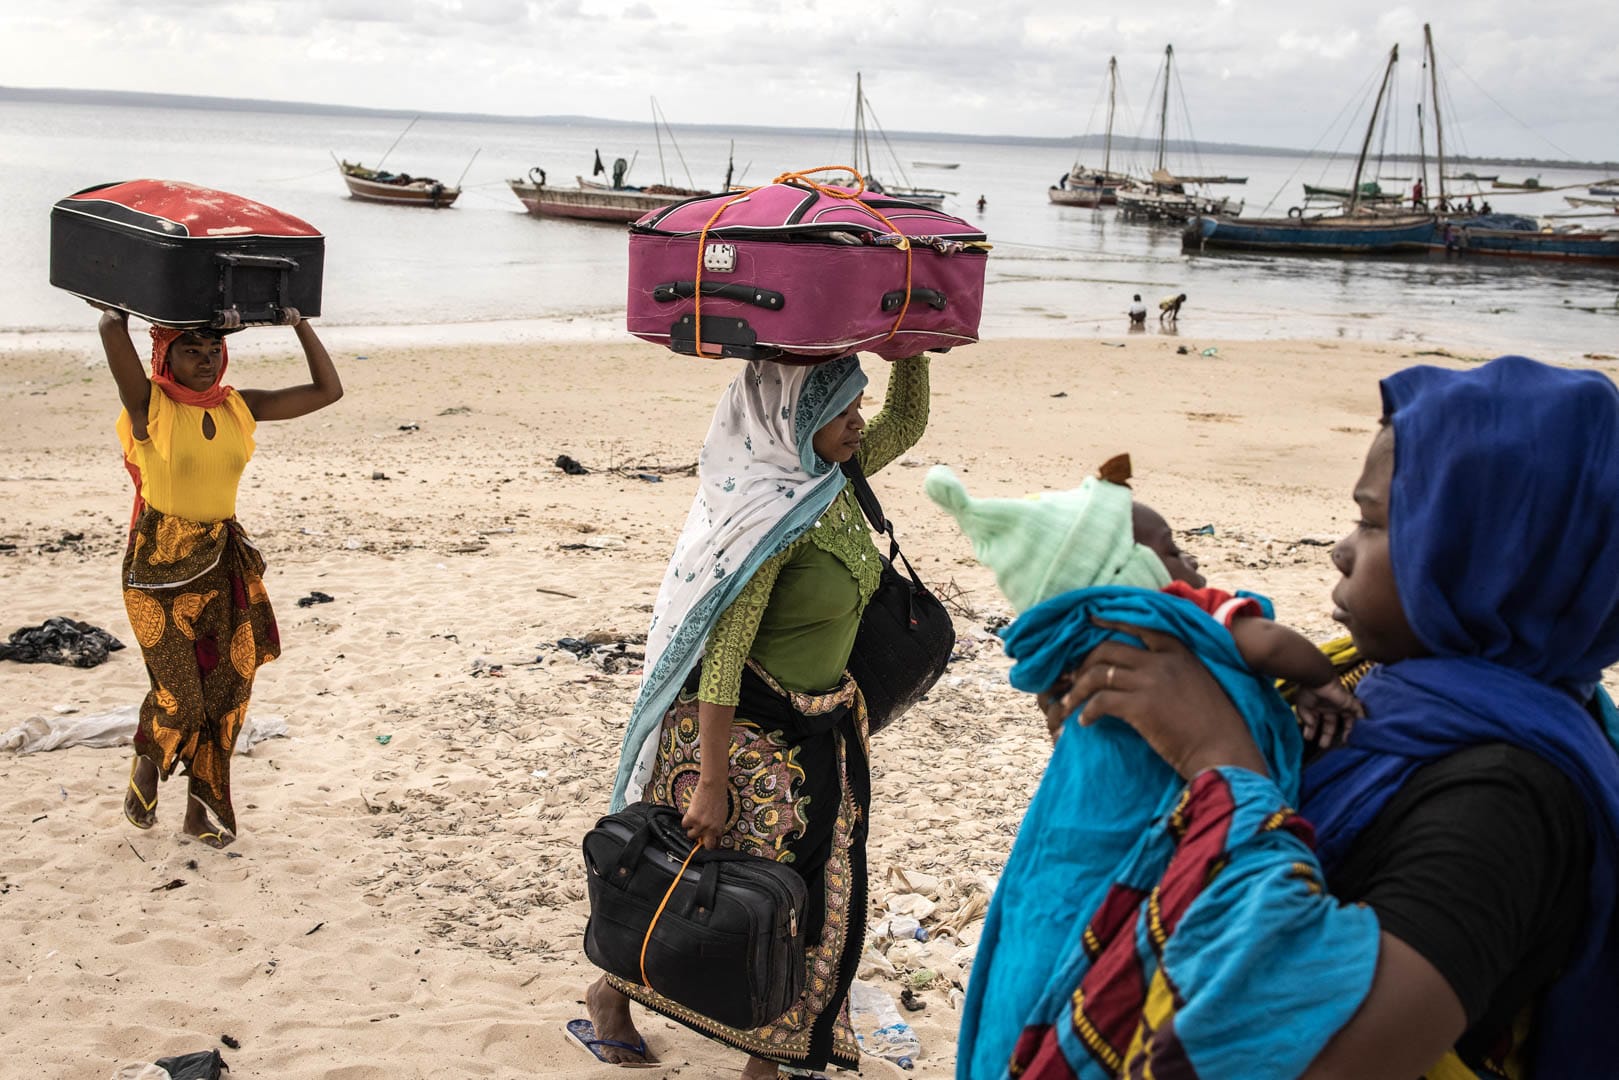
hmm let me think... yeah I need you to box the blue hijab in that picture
[1301,356,1619,1074]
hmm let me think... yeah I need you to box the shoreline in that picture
[5,318,1612,366]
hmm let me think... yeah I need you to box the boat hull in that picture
[1048,185,1116,207]
[506,179,679,222]
[341,172,460,207]
[1434,225,1619,263]
[1184,214,1436,254]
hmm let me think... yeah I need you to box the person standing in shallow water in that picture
[99,304,343,848]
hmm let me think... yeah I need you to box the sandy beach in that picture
[4,332,1608,1079]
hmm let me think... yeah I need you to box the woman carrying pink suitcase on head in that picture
[572,351,932,1079]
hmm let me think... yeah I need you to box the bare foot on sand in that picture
[586,976,655,1065]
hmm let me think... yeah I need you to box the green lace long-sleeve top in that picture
[697,355,930,705]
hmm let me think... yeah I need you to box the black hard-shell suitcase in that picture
[50,179,324,328]
[582,802,807,1030]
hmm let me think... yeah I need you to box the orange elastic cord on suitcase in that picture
[639,841,703,989]
[690,165,914,359]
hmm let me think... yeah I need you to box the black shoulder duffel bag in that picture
[841,458,956,734]
[582,801,807,1030]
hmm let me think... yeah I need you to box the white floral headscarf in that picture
[611,356,867,809]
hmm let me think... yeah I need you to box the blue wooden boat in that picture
[1184,213,1437,254]
[1434,215,1619,262]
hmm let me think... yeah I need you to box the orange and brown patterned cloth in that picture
[123,507,279,836]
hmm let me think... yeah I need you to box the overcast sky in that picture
[3,1,1614,160]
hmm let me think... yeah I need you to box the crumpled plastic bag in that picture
[2,705,286,755]
[111,1065,171,1080]
[155,1051,228,1080]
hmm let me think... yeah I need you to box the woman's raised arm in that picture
[95,306,151,438]
[237,310,343,421]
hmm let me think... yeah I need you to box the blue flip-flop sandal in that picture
[565,1017,656,1068]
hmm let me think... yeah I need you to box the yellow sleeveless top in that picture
[117,382,257,523]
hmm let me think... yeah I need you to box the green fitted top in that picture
[697,355,930,704]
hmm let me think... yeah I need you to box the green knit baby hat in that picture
[924,463,1171,613]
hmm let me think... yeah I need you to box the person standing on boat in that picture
[1411,178,1425,209]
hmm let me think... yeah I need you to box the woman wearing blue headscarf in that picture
[576,354,930,1079]
[1035,356,1619,1078]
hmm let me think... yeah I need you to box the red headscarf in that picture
[121,327,238,527]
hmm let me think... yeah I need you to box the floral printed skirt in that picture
[609,660,872,1070]
[123,509,279,836]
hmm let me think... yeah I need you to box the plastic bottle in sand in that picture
[849,978,922,1070]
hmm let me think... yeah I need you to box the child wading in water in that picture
[926,454,1362,745]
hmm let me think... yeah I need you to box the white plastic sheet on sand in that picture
[2,705,287,755]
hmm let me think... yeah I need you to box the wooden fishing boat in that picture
[1491,177,1542,190]
[1566,196,1619,210]
[1185,213,1435,254]
[506,167,704,223]
[340,160,460,207]
[1302,181,1400,202]
[849,73,952,210]
[912,161,960,169]
[1113,46,1246,224]
[1050,57,1129,208]
[1446,171,1498,182]
[1186,40,1436,255]
[1591,185,1619,197]
[1437,217,1619,262]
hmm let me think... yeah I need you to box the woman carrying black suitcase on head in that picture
[575,354,930,1078]
[98,303,343,849]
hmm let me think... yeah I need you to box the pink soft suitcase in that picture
[626,181,989,362]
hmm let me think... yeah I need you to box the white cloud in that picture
[0,0,1613,159]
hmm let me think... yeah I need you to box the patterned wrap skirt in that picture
[122,509,280,835]
[609,660,872,1070]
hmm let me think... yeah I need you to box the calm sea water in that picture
[3,99,1615,360]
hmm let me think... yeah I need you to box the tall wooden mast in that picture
[1350,44,1399,215]
[1425,24,1447,210]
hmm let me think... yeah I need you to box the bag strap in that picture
[640,841,702,989]
[841,459,928,625]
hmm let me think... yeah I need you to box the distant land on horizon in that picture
[4,85,1615,172]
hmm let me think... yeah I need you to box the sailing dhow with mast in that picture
[1113,45,1244,223]
[1183,43,1437,254]
[1049,57,1127,208]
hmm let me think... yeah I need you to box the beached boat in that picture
[1184,213,1436,254]
[1301,181,1400,203]
[1186,40,1434,255]
[1436,215,1619,262]
[1049,57,1130,208]
[1114,46,1245,224]
[506,167,705,223]
[848,74,952,210]
[339,160,461,207]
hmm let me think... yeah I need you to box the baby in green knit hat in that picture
[925,454,1362,745]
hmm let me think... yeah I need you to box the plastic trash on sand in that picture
[849,978,921,1070]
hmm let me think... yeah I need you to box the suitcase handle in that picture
[653,281,785,311]
[214,252,299,326]
[215,252,302,271]
[882,287,947,313]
